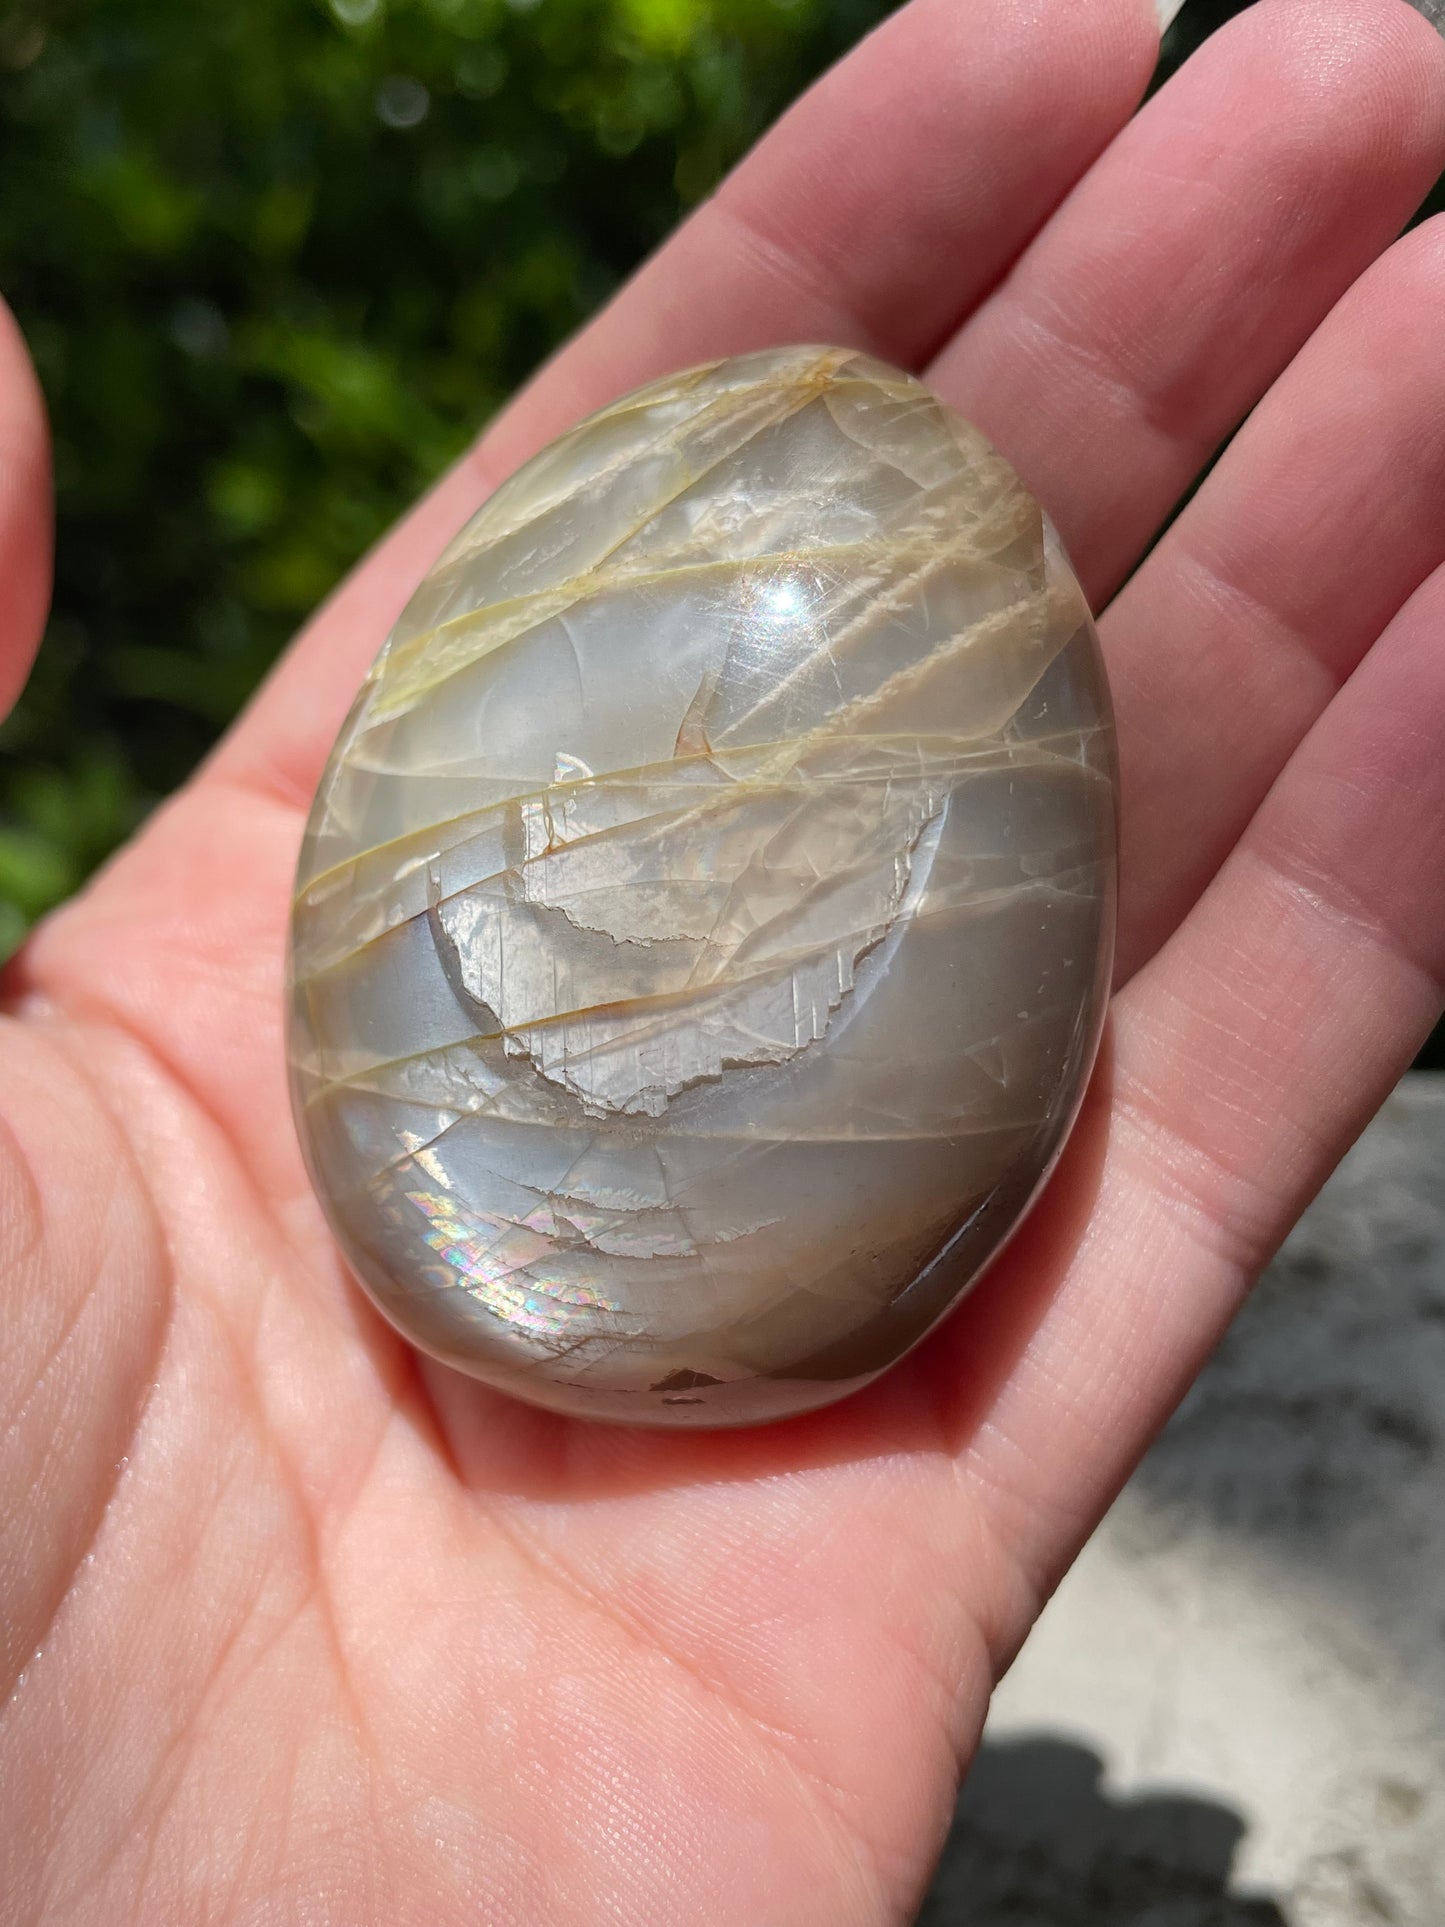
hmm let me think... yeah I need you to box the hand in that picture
[4,1,1444,1918]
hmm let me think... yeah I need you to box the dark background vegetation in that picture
[0,0,1439,1062]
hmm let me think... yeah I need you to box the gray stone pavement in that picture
[921,1074,1445,1926]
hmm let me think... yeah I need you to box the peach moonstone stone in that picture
[288,346,1116,1426]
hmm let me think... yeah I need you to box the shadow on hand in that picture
[918,1736,1285,1926]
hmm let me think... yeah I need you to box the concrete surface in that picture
[921,1073,1445,1927]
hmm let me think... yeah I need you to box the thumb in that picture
[0,298,51,723]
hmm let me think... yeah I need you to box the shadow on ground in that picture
[1124,1081,1445,1650]
[918,1081,1445,1924]
[921,1737,1284,1926]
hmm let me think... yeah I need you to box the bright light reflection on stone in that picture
[288,346,1117,1426]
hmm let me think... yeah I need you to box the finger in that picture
[1107,216,1445,981]
[942,553,1445,1622]
[928,0,1445,605]
[208,0,1159,805]
[0,299,51,721]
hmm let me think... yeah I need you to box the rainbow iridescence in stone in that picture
[288,346,1116,1425]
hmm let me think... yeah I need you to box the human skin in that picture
[3,0,1445,1919]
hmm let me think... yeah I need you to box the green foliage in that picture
[0,0,894,936]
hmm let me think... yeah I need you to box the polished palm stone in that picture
[288,345,1116,1426]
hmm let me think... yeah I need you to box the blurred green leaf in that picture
[0,826,75,914]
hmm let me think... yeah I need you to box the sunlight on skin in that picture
[4,1,1445,1920]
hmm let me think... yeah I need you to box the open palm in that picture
[5,1,1445,1919]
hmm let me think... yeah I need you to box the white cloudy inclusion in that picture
[288,347,1116,1425]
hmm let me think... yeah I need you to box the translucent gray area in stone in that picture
[289,347,1117,1425]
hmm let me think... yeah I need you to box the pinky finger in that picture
[0,299,50,722]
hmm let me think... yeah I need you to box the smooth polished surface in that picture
[288,346,1116,1425]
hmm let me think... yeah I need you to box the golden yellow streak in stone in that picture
[288,345,1116,1426]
